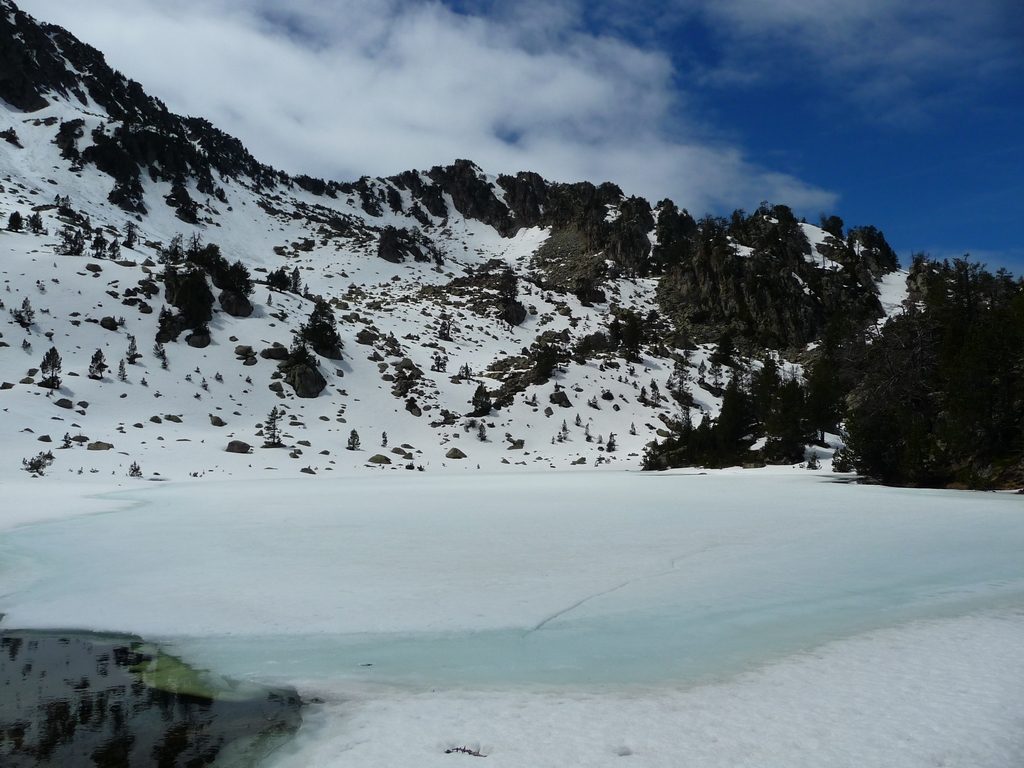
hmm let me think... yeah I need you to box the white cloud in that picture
[16,0,837,214]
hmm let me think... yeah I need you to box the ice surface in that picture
[272,612,1024,768]
[2,471,1022,767]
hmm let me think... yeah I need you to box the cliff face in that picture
[655,205,895,349]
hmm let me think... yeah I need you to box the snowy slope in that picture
[0,5,908,483]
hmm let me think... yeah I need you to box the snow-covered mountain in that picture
[0,0,907,481]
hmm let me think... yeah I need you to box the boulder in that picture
[405,398,422,417]
[209,414,227,427]
[218,290,253,318]
[445,447,467,460]
[99,316,119,331]
[226,440,252,454]
[284,363,327,398]
[355,328,379,345]
[549,390,572,408]
[501,301,527,327]
[54,398,74,409]
[86,441,114,451]
[186,329,211,348]
[367,454,392,464]
[395,358,423,377]
[260,343,289,360]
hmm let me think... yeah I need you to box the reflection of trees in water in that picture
[0,632,302,767]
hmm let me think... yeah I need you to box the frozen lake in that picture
[2,471,1023,766]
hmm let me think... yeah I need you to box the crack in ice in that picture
[526,542,739,635]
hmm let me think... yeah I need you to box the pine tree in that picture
[153,342,168,368]
[381,431,388,447]
[58,226,84,255]
[22,450,54,475]
[471,383,492,415]
[28,212,44,233]
[7,211,23,231]
[117,358,127,382]
[298,300,342,357]
[126,334,140,364]
[88,349,107,379]
[264,406,283,447]
[123,221,138,249]
[91,231,107,259]
[40,346,62,389]
[11,297,34,328]
[347,429,361,451]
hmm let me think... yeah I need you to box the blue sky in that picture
[21,0,1024,272]
[607,0,1024,272]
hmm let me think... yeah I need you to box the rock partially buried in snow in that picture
[86,441,113,451]
[367,454,392,464]
[226,440,252,454]
[446,447,467,460]
[99,316,119,331]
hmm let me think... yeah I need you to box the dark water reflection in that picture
[0,629,302,768]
